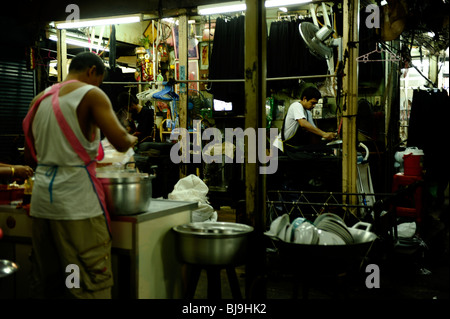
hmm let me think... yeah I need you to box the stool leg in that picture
[226,267,243,299]
[185,266,202,299]
[206,267,222,299]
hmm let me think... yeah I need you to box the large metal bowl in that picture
[173,222,254,266]
[268,222,378,274]
[98,172,155,216]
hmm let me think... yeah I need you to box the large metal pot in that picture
[98,171,155,216]
[173,222,254,266]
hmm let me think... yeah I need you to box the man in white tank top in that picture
[23,52,137,299]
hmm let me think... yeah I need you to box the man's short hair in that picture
[301,86,322,101]
[68,52,106,75]
[117,91,138,108]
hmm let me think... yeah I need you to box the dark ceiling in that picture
[1,0,227,54]
[2,0,448,59]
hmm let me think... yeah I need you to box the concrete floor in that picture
[191,205,449,300]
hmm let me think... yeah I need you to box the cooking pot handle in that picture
[150,165,158,177]
[124,162,137,171]
[351,221,372,232]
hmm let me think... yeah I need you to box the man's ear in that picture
[87,65,97,77]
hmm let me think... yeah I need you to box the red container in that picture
[403,153,423,176]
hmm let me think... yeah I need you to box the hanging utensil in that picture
[326,139,343,146]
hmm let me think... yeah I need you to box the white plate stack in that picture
[314,213,354,245]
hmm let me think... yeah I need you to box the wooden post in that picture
[244,0,266,298]
[244,0,266,231]
[178,15,189,177]
[429,53,439,87]
[342,0,359,209]
[57,29,67,82]
[178,15,188,130]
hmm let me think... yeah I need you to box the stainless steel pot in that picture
[98,171,155,216]
[173,222,254,266]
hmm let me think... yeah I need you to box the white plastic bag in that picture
[397,221,416,238]
[168,174,217,222]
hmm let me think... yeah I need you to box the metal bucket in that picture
[173,222,254,266]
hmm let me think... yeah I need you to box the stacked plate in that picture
[264,214,319,244]
[292,222,319,244]
[314,213,354,245]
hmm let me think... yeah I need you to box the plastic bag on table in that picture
[168,174,217,222]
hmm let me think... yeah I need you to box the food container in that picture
[98,171,155,216]
[172,222,254,266]
[0,184,24,205]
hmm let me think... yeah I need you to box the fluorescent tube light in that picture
[49,34,110,52]
[198,1,246,15]
[56,15,141,29]
[198,0,312,15]
[265,0,312,8]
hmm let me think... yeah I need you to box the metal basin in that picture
[173,222,254,266]
[98,172,155,216]
[269,222,378,274]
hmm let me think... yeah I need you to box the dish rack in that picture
[266,190,395,231]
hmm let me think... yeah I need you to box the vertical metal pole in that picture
[57,29,67,82]
[244,0,266,298]
[342,0,359,205]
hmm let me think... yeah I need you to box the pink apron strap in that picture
[23,84,61,162]
[22,80,80,162]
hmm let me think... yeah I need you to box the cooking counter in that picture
[112,199,198,223]
[0,199,198,299]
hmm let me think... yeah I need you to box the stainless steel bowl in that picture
[98,172,155,216]
[173,222,254,266]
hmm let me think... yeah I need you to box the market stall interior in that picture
[0,0,449,299]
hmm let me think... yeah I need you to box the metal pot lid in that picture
[97,171,152,183]
[173,222,254,236]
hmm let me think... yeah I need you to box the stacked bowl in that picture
[265,213,354,246]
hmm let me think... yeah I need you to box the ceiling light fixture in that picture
[265,0,312,8]
[48,34,110,52]
[197,0,312,15]
[55,14,141,29]
[198,1,246,15]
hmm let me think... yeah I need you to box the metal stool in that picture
[185,265,242,299]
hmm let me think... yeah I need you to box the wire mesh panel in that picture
[265,190,392,231]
